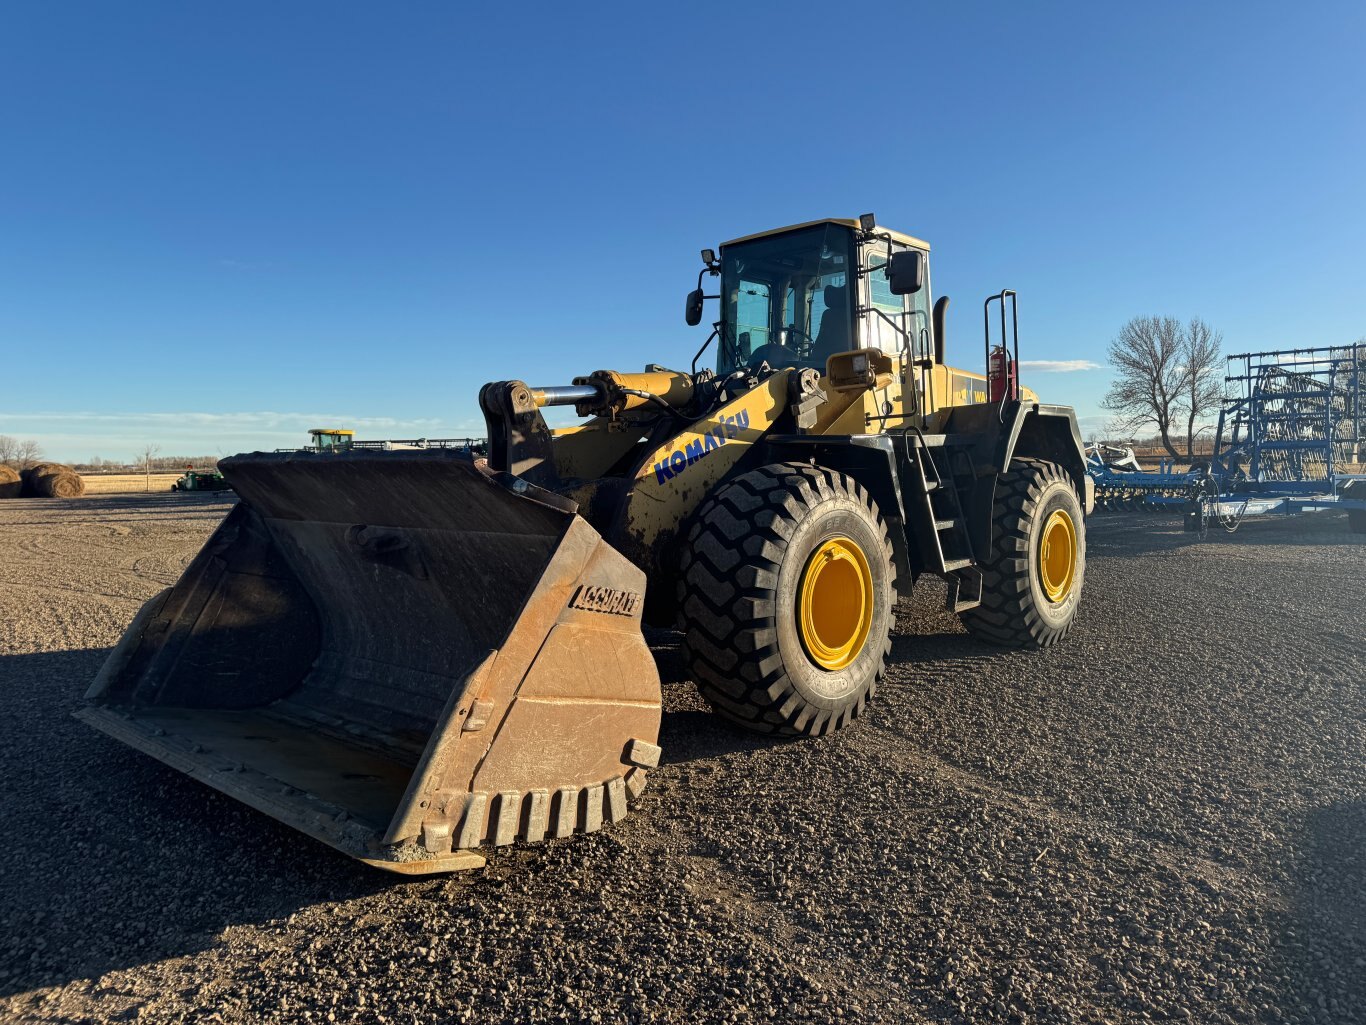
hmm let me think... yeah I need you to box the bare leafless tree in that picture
[14,439,43,471]
[0,436,46,469]
[1181,317,1224,458]
[138,443,161,492]
[1102,316,1189,460]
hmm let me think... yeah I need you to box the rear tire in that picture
[959,457,1085,649]
[678,463,895,737]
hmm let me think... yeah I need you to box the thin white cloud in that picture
[1019,360,1102,373]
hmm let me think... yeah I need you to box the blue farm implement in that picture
[1088,344,1366,535]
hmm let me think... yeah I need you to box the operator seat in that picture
[814,285,851,357]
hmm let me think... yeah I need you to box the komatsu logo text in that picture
[569,585,642,617]
[652,410,751,484]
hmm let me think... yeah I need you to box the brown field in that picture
[77,473,184,495]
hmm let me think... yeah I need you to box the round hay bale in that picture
[29,468,86,499]
[20,462,66,495]
[0,465,20,499]
[22,461,65,480]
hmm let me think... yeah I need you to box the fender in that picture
[939,401,1093,562]
[759,434,915,596]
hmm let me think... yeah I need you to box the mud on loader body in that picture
[82,216,1093,873]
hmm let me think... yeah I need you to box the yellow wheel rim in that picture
[1038,508,1077,603]
[797,536,873,671]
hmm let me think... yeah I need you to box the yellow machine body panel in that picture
[623,371,791,551]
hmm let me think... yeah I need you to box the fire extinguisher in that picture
[988,344,1017,403]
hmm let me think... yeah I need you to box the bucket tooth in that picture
[421,821,454,856]
[624,738,662,769]
[552,787,579,839]
[625,769,649,799]
[493,791,521,847]
[523,789,550,843]
[581,785,605,834]
[455,793,489,850]
[606,776,628,824]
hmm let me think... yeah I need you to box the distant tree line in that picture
[1111,433,1217,459]
[0,435,44,470]
[0,437,221,473]
[76,453,221,473]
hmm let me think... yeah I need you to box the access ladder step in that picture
[942,557,974,572]
[950,592,982,614]
[933,518,958,531]
[944,566,984,613]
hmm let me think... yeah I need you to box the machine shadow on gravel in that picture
[1282,799,1366,1016]
[70,494,236,516]
[0,494,235,528]
[1090,512,1365,552]
[649,622,1009,766]
[886,629,1005,667]
[647,631,796,764]
[0,650,399,996]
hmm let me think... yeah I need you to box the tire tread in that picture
[679,462,894,736]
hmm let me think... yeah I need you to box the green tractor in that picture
[172,468,233,493]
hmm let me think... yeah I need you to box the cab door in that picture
[858,239,932,426]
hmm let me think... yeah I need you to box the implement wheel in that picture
[1346,481,1366,534]
[678,462,895,736]
[960,457,1085,648]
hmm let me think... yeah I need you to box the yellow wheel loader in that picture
[79,216,1093,874]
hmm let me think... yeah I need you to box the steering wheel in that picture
[780,327,814,357]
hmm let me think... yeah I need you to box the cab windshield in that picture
[717,224,854,376]
[313,432,350,451]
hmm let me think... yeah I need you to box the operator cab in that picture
[708,219,934,377]
[309,428,355,452]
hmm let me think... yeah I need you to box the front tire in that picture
[678,463,895,737]
[959,457,1085,648]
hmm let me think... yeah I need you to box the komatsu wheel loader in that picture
[79,216,1093,874]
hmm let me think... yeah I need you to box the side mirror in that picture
[685,288,704,326]
[887,250,925,295]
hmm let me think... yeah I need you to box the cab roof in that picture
[309,428,355,436]
[720,218,930,251]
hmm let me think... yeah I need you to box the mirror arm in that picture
[863,306,915,360]
[854,229,896,280]
[690,324,720,375]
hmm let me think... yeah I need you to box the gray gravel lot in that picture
[0,493,1363,1024]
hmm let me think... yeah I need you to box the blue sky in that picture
[2,2,1364,461]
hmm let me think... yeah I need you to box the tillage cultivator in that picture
[1088,344,1366,534]
[1085,446,1192,512]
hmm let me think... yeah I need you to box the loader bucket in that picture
[78,450,662,874]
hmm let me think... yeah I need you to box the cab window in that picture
[718,224,853,375]
[862,244,930,362]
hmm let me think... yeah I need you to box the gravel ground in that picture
[0,493,1363,1024]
